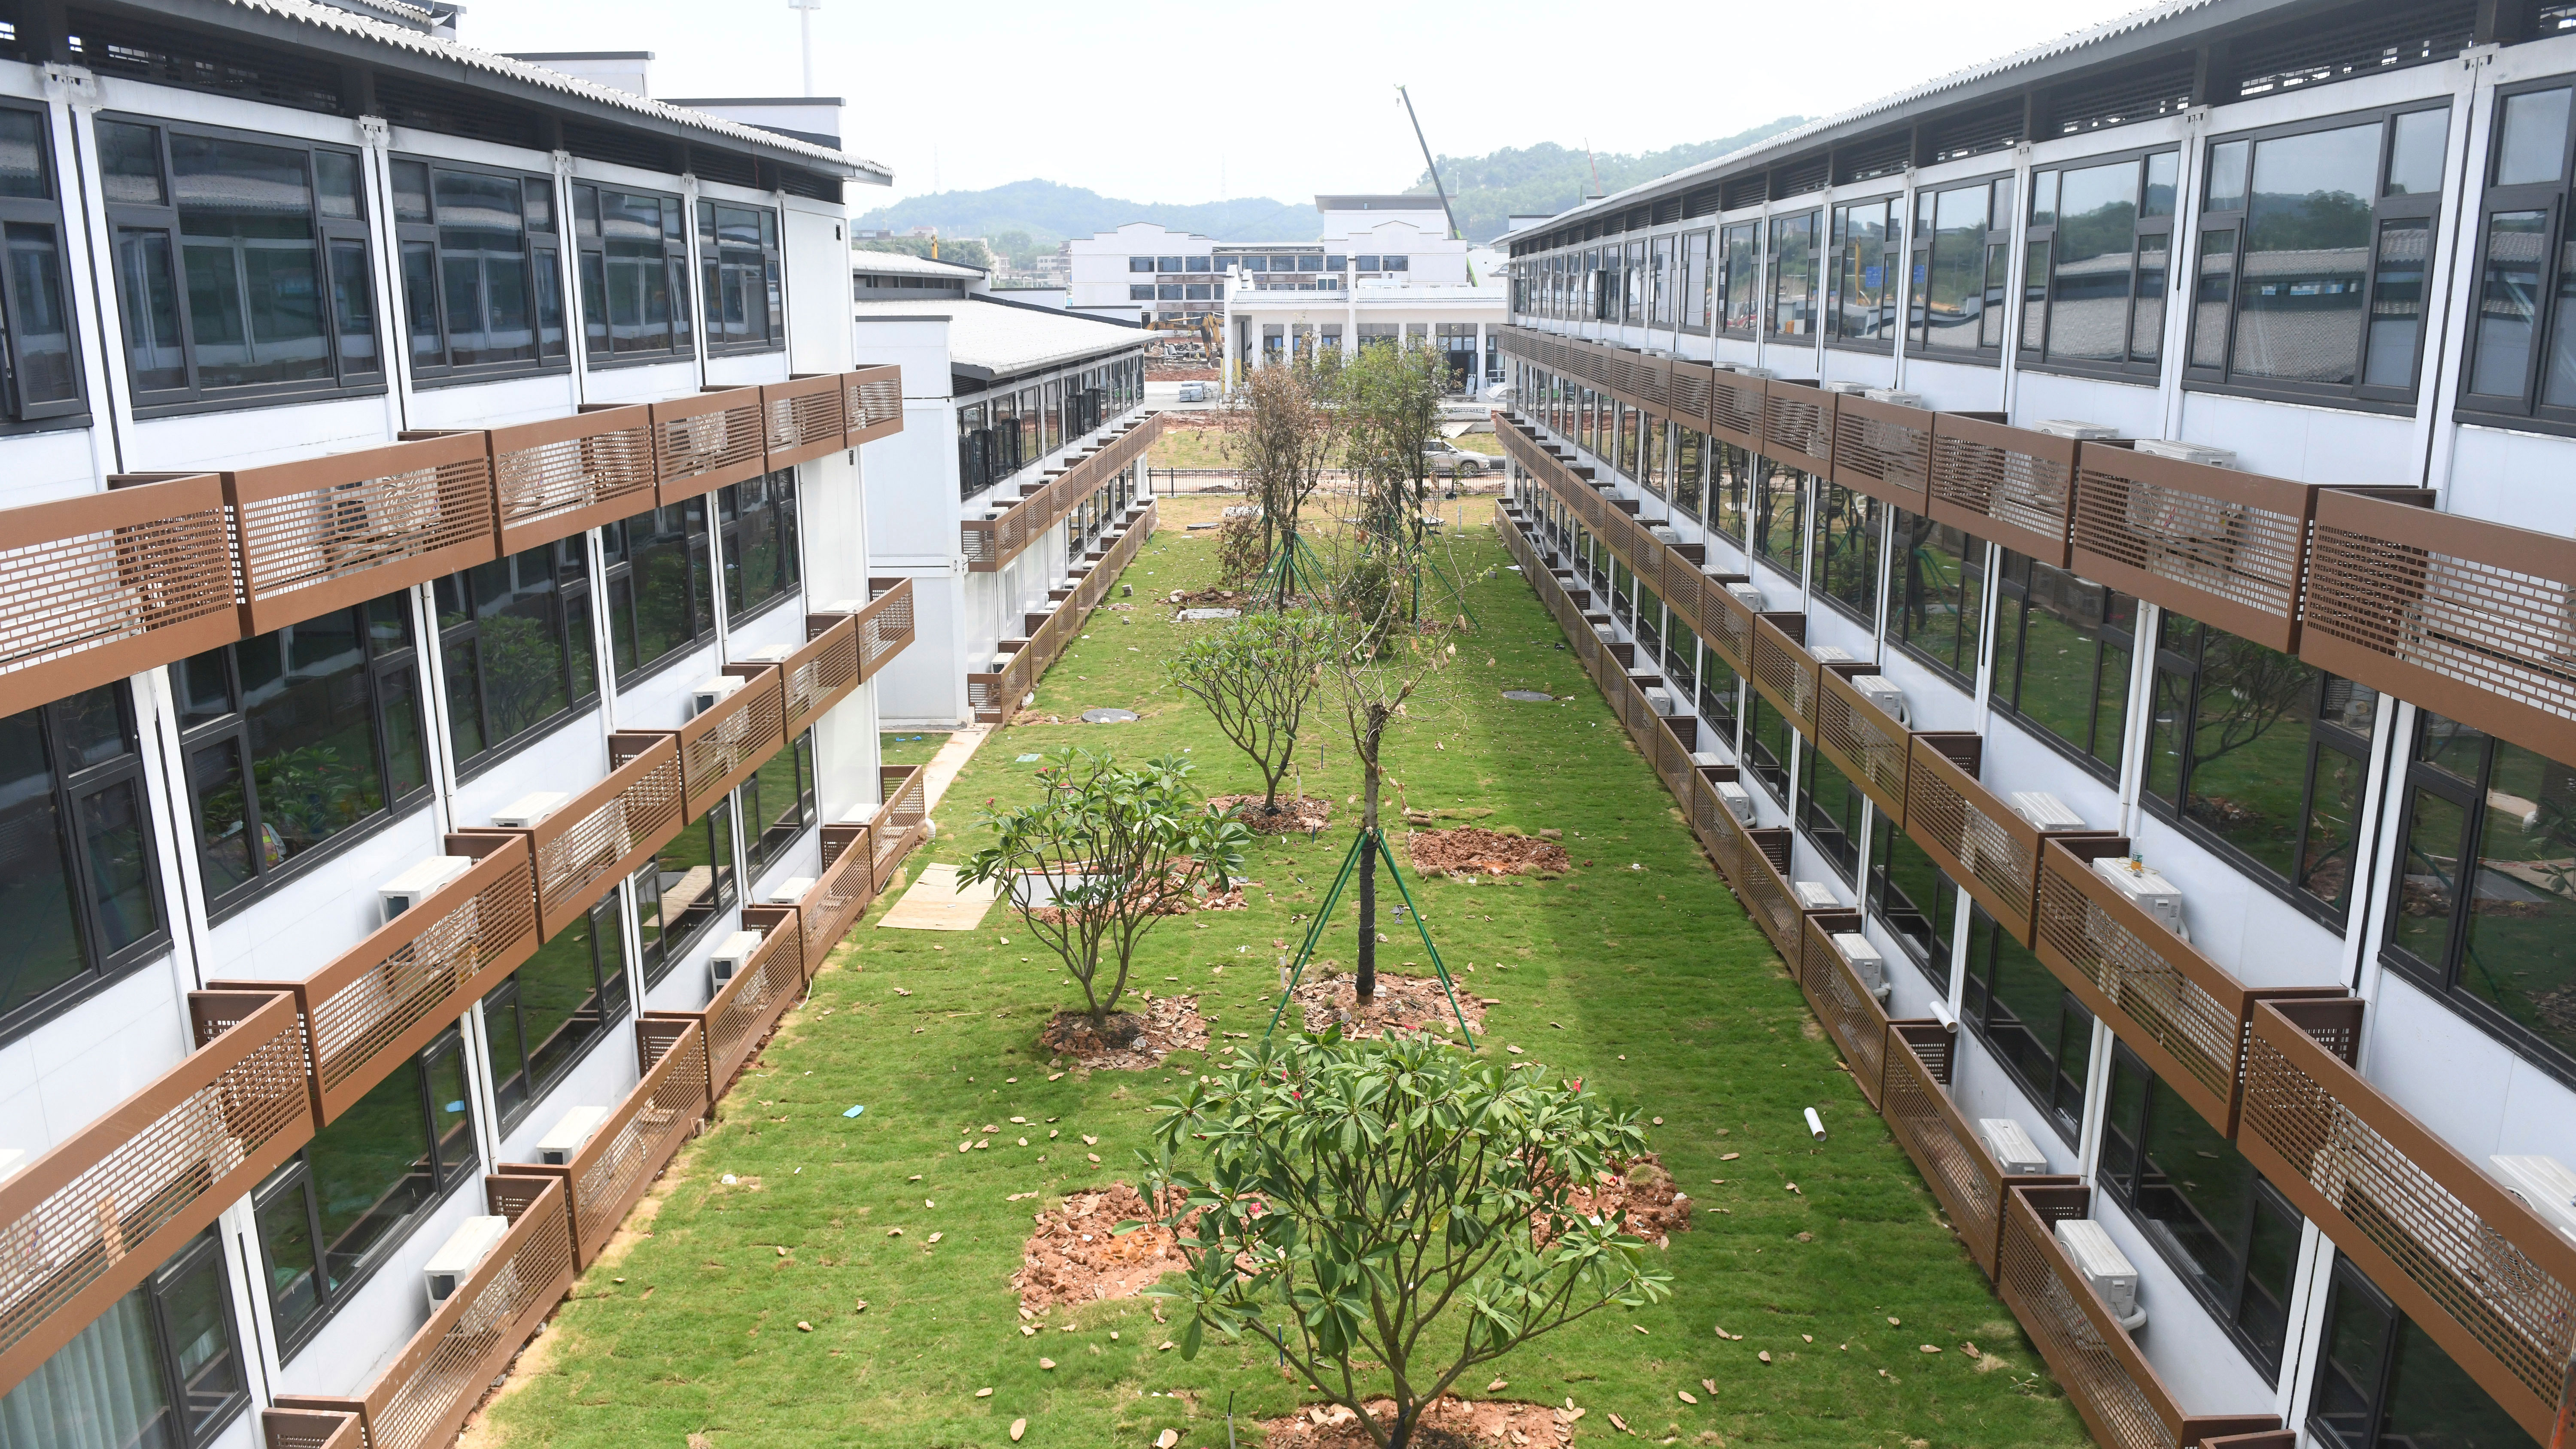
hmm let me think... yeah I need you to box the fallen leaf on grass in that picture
[796,1321,811,1332]
[1010,1420,1027,1441]
[976,1388,993,1397]
[1720,1152,1740,1161]
[1039,1358,1055,1370]
[1757,1351,1772,1364]
[1487,1379,1508,1392]
[1677,1390,1698,1404]
[1700,1379,1716,1395]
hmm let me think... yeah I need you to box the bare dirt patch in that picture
[1012,1182,1190,1313]
[1280,968,1488,1039]
[1258,1396,1581,1449]
[1209,793,1331,835]
[1167,586,1252,608]
[1406,827,1572,877]
[1558,1152,1692,1249]
[1037,993,1209,1068]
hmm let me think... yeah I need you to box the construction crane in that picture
[1396,85,1473,284]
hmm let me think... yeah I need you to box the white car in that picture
[1422,440,1488,476]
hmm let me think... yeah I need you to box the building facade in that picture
[1498,3,2576,1446]
[853,297,1157,728]
[0,4,931,1446]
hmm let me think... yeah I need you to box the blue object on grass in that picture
[843,1104,866,1118]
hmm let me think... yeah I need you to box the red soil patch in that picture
[1259,1396,1581,1448]
[1207,793,1331,835]
[1557,1152,1692,1249]
[1406,827,1571,877]
[1037,993,1209,1069]
[1012,1182,1190,1313]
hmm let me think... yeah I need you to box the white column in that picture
[1473,320,1487,398]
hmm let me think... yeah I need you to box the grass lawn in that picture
[880,730,950,771]
[1150,426,1239,470]
[482,495,2088,1449]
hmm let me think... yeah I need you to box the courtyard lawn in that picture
[477,494,2089,1449]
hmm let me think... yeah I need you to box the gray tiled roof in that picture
[853,298,1144,377]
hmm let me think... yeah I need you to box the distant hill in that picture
[854,121,1813,250]
[1415,118,1810,243]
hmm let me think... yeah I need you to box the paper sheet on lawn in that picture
[877,861,1002,930]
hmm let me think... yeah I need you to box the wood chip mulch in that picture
[1406,827,1572,877]
[1258,1396,1580,1449]
[1207,793,1331,835]
[1278,969,1488,1039]
[1012,1181,1191,1313]
[1555,1151,1692,1249]
[1037,995,1209,1069]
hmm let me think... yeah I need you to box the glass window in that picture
[1700,650,1743,744]
[1720,220,1762,334]
[1867,811,1957,984]
[488,893,632,1130]
[2385,712,2576,1075]
[2190,107,2447,403]
[1796,742,1862,882]
[2022,149,2178,377]
[573,182,691,361]
[1911,176,2014,358]
[1814,481,1881,624]
[1829,197,1900,346]
[0,104,85,423]
[1128,256,1154,273]
[2098,1043,2304,1378]
[0,689,167,1040]
[1674,427,1706,521]
[391,158,564,378]
[173,599,429,912]
[1991,552,2134,776]
[98,118,377,407]
[698,199,783,354]
[1744,693,1795,806]
[2144,614,2376,919]
[0,1230,247,1449]
[253,1028,477,1356]
[718,470,801,622]
[1681,229,1714,333]
[1709,442,1754,544]
[434,541,595,772]
[2306,1257,2527,1449]
[1624,238,1647,325]
[744,730,817,879]
[1889,509,1986,686]
[1961,904,2092,1139]
[638,797,738,986]
[1750,458,1807,584]
[602,501,714,686]
[2464,81,2576,423]
[1768,211,1818,337]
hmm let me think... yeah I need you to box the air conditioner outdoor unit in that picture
[2489,1155,2576,1246]
[1715,781,1756,825]
[1792,879,1838,911]
[2034,419,2121,441]
[1726,582,1767,612]
[690,675,746,717]
[1594,624,1617,643]
[823,598,867,615]
[2132,438,2236,468]
[2007,791,2087,833]
[1977,1118,2052,1178]
[768,876,817,905]
[490,792,572,830]
[739,643,793,665]
[1832,932,1891,1005]
[1853,674,1910,727]
[1809,644,1853,664]
[1864,389,1926,408]
[2090,856,2190,942]
[423,1215,510,1306]
[535,1104,611,1167]
[708,928,766,992]
[1821,380,1872,396]
[1728,365,1775,380]
[380,855,474,922]
[1645,688,1677,716]
[1650,526,1683,545]
[2054,1220,2148,1332]
[991,652,1014,671]
[1690,751,1726,769]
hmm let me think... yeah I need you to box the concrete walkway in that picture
[917,724,992,814]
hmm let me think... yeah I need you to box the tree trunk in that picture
[1357,738,1381,1003]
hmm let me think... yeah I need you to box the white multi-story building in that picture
[1495,2,2576,1446]
[0,5,932,1445]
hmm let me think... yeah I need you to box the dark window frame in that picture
[637,795,739,988]
[1768,209,1821,339]
[2458,73,2576,432]
[1795,738,1862,882]
[1888,508,1987,690]
[601,501,716,688]
[1908,169,2016,363]
[391,153,568,385]
[1990,550,2134,781]
[1961,902,2094,1142]
[698,196,785,356]
[1827,192,1903,353]
[99,113,382,416]
[2305,1253,2528,1449]
[2018,142,2181,385]
[487,891,632,1133]
[1866,810,1959,985]
[2185,102,2449,414]
[434,539,599,778]
[571,179,693,368]
[1719,219,1763,337]
[1744,692,1795,807]
[0,687,170,1047]
[717,469,802,625]
[0,99,88,429]
[745,729,818,880]
[1813,480,1883,627]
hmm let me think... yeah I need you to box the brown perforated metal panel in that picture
[857,577,917,676]
[843,365,905,446]
[1829,394,1933,511]
[1798,911,1893,1109]
[2069,446,2318,653]
[1815,669,1909,824]
[1748,615,1813,729]
[1927,415,2081,568]
[679,666,788,823]
[228,435,497,635]
[1883,1025,2014,1279]
[781,613,862,739]
[705,909,808,1095]
[485,407,656,556]
[1759,383,1835,474]
[652,388,767,503]
[1708,373,1762,452]
[0,474,241,708]
[760,375,851,471]
[515,1020,709,1268]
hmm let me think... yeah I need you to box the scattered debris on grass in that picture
[1167,587,1252,609]
[1207,793,1331,835]
[1279,968,1488,1039]
[1011,1182,1191,1312]
[1257,1396,1576,1448]
[1037,995,1209,1068]
[1552,1152,1691,1249]
[1406,827,1572,878]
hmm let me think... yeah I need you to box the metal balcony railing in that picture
[761,374,851,472]
[1813,667,1911,823]
[855,575,917,677]
[509,1018,711,1269]
[477,404,657,555]
[653,386,767,504]
[1829,392,1936,513]
[966,501,1156,723]
[227,434,495,635]
[0,471,240,707]
[1904,734,2111,945]
[1928,414,2084,568]
[960,413,1162,574]
[646,905,807,1097]
[474,731,685,942]
[678,664,787,823]
[1882,1023,2078,1279]
[843,365,904,446]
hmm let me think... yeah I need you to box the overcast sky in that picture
[464,0,2166,205]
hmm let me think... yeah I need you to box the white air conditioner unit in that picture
[423,1215,510,1306]
[0,1148,24,1182]
[690,675,746,717]
[1726,582,1766,612]
[2489,1155,2576,1247]
[739,643,793,665]
[1645,688,1677,716]
[2132,438,2236,468]
[380,856,474,922]
[2034,419,2121,441]
[2054,1220,2148,1332]
[1650,526,1683,545]
[1593,624,1617,643]
[490,791,571,830]
[535,1105,610,1167]
[991,652,1015,671]
[1690,751,1726,769]
[1809,644,1853,664]
[1978,1118,2053,1178]
[1864,388,1926,408]
[1728,365,1775,380]
[2007,791,2087,833]
[2091,856,2190,942]
[822,598,867,615]
[1853,674,1910,727]
[768,876,817,905]
[1715,781,1756,825]
[1792,879,1838,911]
[1832,932,1890,1005]
[709,928,766,992]
[1821,380,1872,396]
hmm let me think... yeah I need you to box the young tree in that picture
[1229,357,1340,605]
[1340,340,1447,558]
[958,749,1249,1029]
[1137,1033,1673,1449]
[1165,609,1341,816]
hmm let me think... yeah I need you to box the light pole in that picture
[789,0,820,96]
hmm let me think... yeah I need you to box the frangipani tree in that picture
[1165,608,1343,817]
